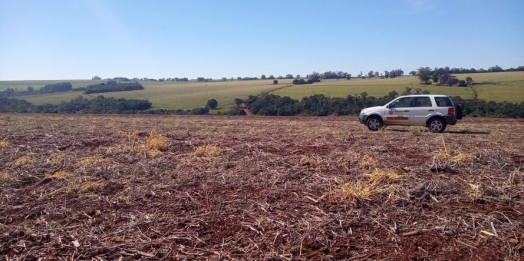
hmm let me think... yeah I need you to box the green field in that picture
[0,79,105,91]
[2,71,523,111]
[271,72,524,102]
[17,80,295,111]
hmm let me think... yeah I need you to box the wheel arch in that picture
[365,113,384,123]
[426,115,446,126]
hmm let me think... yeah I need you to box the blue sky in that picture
[0,0,523,80]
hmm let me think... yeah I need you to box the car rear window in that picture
[434,97,453,107]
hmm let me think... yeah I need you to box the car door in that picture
[385,97,412,125]
[409,96,433,125]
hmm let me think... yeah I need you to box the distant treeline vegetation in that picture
[0,82,82,97]
[433,65,524,74]
[1,90,523,118]
[0,96,211,115]
[0,95,151,114]
[416,67,476,86]
[88,65,523,83]
[0,80,146,98]
[230,88,524,118]
[84,80,144,94]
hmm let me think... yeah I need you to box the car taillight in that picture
[448,107,455,116]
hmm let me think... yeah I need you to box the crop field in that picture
[18,80,294,111]
[1,114,523,260]
[3,72,524,111]
[271,72,524,103]
[0,80,105,92]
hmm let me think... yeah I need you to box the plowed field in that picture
[1,114,523,260]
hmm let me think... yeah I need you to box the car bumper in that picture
[359,114,366,124]
[443,116,457,125]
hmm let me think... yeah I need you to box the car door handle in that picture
[403,110,409,112]
[428,110,434,112]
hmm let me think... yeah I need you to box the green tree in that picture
[261,74,267,80]
[416,67,432,84]
[308,72,321,83]
[206,99,218,109]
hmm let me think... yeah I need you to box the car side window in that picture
[412,97,432,107]
[434,97,452,107]
[389,97,412,108]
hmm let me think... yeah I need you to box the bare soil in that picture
[1,114,523,260]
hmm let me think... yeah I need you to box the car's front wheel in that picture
[366,116,383,131]
[427,118,446,133]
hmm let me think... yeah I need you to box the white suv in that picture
[359,95,462,133]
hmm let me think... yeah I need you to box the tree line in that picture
[84,80,144,94]
[416,67,475,86]
[229,89,524,118]
[0,95,151,114]
[0,82,80,97]
[88,65,521,83]
[1,90,523,118]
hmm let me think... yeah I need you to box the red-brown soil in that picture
[1,114,523,260]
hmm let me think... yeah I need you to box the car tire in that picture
[366,116,383,131]
[427,118,446,133]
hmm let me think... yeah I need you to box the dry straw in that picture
[7,156,34,167]
[78,156,110,168]
[0,139,9,150]
[323,169,401,204]
[193,145,222,158]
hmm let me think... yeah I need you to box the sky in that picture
[0,0,523,80]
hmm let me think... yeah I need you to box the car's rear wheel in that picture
[427,118,446,133]
[366,116,383,131]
